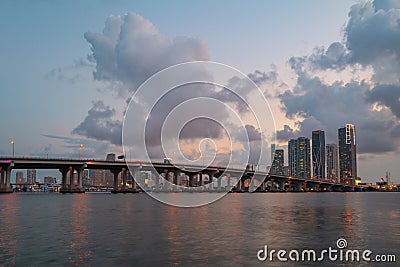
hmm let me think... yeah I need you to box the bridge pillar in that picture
[0,167,4,190]
[199,172,203,186]
[271,179,285,191]
[289,181,303,192]
[261,180,266,191]
[68,166,75,191]
[5,166,12,192]
[77,165,86,191]
[217,176,221,191]
[59,168,68,191]
[154,172,160,191]
[174,170,181,187]
[111,169,120,192]
[163,170,169,191]
[208,171,217,191]
[226,174,231,191]
[188,173,195,187]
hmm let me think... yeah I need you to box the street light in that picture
[10,140,14,157]
[79,144,84,159]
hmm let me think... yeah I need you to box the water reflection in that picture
[67,195,92,266]
[0,195,20,265]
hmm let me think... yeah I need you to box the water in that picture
[0,192,399,266]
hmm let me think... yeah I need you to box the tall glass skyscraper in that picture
[338,124,357,185]
[288,137,311,178]
[271,149,284,175]
[312,130,325,180]
[326,144,339,182]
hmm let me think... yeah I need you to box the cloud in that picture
[275,1,400,155]
[373,0,400,11]
[72,12,215,151]
[290,1,400,84]
[84,12,209,94]
[278,72,400,154]
[366,84,400,118]
[72,101,122,145]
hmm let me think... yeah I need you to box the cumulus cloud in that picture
[275,0,400,155]
[84,12,209,93]
[278,70,400,153]
[72,101,122,145]
[290,0,400,84]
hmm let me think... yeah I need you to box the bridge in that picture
[0,156,362,193]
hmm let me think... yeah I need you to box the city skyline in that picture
[1,0,400,183]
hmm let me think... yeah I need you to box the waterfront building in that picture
[271,149,284,175]
[16,171,24,184]
[312,130,325,180]
[338,124,357,185]
[271,144,276,165]
[288,137,311,178]
[326,144,339,182]
[89,169,103,186]
[44,176,56,185]
[27,169,36,184]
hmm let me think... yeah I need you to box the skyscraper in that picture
[271,149,284,175]
[312,130,325,180]
[288,139,298,177]
[326,144,339,182]
[16,171,24,184]
[288,137,311,178]
[271,143,276,165]
[338,124,357,185]
[27,169,36,184]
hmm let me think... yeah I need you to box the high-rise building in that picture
[312,130,325,180]
[270,149,284,175]
[27,169,36,184]
[82,169,89,186]
[326,144,339,182]
[89,169,103,186]
[105,153,117,186]
[338,124,357,185]
[288,139,298,177]
[288,137,311,178]
[271,144,276,165]
[16,171,24,184]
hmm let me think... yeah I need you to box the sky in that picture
[1,0,400,183]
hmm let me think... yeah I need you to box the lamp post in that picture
[79,144,83,159]
[10,140,14,157]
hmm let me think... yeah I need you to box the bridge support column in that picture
[174,170,181,187]
[226,174,231,191]
[111,169,120,192]
[289,181,303,192]
[59,168,68,191]
[77,167,85,191]
[0,167,4,190]
[5,166,12,192]
[163,170,169,191]
[260,179,266,191]
[69,166,75,191]
[217,176,221,191]
[189,174,195,187]
[207,171,217,191]
[199,173,203,186]
[154,172,160,191]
